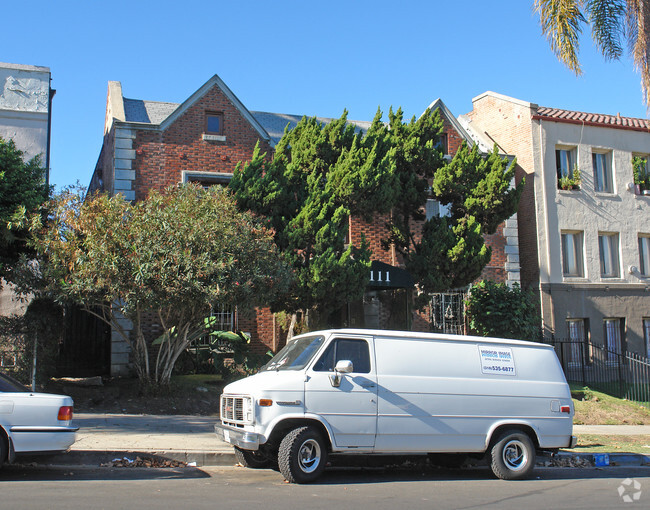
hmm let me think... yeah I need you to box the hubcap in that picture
[298,438,321,473]
[502,439,527,471]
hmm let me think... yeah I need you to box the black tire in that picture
[0,431,7,468]
[278,426,327,483]
[234,446,271,469]
[489,429,536,480]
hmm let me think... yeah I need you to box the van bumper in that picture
[568,435,578,448]
[215,423,261,451]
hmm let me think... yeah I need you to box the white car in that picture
[0,371,78,465]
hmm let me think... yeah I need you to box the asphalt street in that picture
[1,465,649,510]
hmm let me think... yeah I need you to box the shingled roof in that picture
[534,106,650,132]
[123,98,178,124]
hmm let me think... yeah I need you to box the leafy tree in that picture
[534,0,650,105]
[378,110,522,300]
[232,107,521,324]
[465,280,541,340]
[0,136,49,283]
[20,184,291,386]
[230,112,398,320]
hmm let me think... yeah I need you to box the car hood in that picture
[222,370,305,396]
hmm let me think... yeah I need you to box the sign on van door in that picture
[305,337,378,448]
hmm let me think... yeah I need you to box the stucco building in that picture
[89,75,519,376]
[0,62,53,317]
[465,91,650,357]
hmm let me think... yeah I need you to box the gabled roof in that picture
[158,74,272,144]
[533,106,650,132]
[425,98,485,152]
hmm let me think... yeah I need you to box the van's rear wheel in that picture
[278,426,327,483]
[234,446,271,469]
[490,430,536,480]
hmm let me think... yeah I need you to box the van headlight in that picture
[243,397,254,423]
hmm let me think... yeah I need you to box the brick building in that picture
[89,75,519,376]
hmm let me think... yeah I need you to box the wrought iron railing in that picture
[546,338,650,409]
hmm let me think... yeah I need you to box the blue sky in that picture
[2,0,647,189]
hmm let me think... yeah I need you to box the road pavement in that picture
[2,465,650,510]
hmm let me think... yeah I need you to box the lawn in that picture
[566,434,650,455]
[571,384,650,425]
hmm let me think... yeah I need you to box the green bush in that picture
[465,281,541,340]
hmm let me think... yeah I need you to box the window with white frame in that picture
[183,171,231,189]
[561,231,584,277]
[598,232,620,278]
[567,319,586,366]
[643,318,650,358]
[603,318,624,362]
[639,235,650,276]
[592,151,613,193]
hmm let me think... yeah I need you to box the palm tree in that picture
[534,0,650,105]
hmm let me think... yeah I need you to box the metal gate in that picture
[429,291,467,335]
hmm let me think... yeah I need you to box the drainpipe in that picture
[45,81,55,188]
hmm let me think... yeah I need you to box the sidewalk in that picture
[48,413,235,467]
[30,413,650,468]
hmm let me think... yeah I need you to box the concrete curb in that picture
[19,449,237,467]
[21,449,650,469]
[546,451,650,467]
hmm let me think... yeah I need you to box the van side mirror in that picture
[329,360,353,387]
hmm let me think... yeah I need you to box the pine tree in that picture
[0,137,49,283]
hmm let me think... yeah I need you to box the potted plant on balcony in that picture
[558,167,581,190]
[632,156,650,195]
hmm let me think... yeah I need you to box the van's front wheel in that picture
[278,426,327,483]
[234,446,271,469]
[490,430,536,480]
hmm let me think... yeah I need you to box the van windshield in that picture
[261,335,325,371]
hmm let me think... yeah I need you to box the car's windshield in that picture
[262,335,325,371]
[0,371,30,392]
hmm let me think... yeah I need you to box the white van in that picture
[215,329,576,483]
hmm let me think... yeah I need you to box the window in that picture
[632,154,649,192]
[556,147,578,189]
[643,318,650,358]
[567,319,586,366]
[313,338,371,373]
[425,199,451,220]
[639,235,650,276]
[561,231,584,277]
[436,133,448,155]
[192,305,235,351]
[205,112,224,135]
[603,318,624,361]
[183,171,231,189]
[262,335,326,372]
[593,151,613,193]
[598,233,620,278]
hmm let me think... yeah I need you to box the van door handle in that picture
[360,382,376,388]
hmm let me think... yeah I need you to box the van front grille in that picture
[221,395,250,424]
